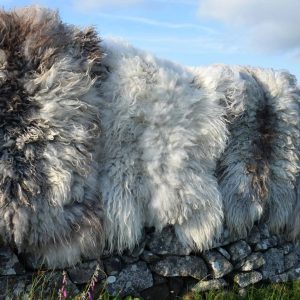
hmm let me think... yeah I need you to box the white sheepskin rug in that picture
[0,7,105,267]
[98,40,228,253]
[1,6,299,268]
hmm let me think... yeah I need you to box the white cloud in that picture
[73,0,143,11]
[97,12,216,33]
[72,0,199,11]
[198,0,300,55]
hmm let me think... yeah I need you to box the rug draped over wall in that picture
[0,6,299,268]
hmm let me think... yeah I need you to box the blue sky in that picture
[2,0,300,80]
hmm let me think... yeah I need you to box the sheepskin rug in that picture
[98,40,228,253]
[0,7,104,267]
[1,6,299,268]
[192,66,300,237]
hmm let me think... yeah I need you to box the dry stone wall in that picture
[0,225,300,299]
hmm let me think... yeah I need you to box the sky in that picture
[2,0,300,81]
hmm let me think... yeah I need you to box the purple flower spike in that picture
[88,291,93,300]
[63,288,68,298]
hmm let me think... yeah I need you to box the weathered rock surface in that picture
[192,279,228,292]
[254,236,278,251]
[235,252,265,271]
[151,256,208,279]
[269,266,300,283]
[234,271,263,288]
[280,243,295,255]
[227,241,252,262]
[106,262,153,296]
[202,250,233,278]
[217,247,231,260]
[147,226,192,256]
[284,252,299,270]
[261,248,285,279]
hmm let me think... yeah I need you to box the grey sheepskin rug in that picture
[0,6,299,268]
[0,7,104,267]
[192,66,300,238]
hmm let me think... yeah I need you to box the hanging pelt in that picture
[192,65,300,237]
[98,39,228,253]
[0,6,104,267]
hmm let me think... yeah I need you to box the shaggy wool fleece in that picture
[1,6,300,268]
[0,7,104,267]
[98,39,228,253]
[192,65,300,238]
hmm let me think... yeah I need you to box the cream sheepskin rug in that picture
[0,6,299,268]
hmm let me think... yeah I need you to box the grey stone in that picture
[234,271,263,288]
[191,279,228,292]
[151,256,208,279]
[147,226,192,256]
[0,247,25,275]
[269,266,300,283]
[202,250,233,278]
[235,252,265,271]
[140,250,160,263]
[254,236,278,251]
[103,256,123,275]
[261,248,285,279]
[217,247,231,260]
[106,261,153,297]
[246,226,261,244]
[107,276,116,284]
[284,252,299,270]
[280,242,295,255]
[67,260,105,285]
[227,241,251,262]
[287,266,300,280]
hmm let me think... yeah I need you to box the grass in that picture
[4,269,300,299]
[182,281,300,300]
[88,280,300,299]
